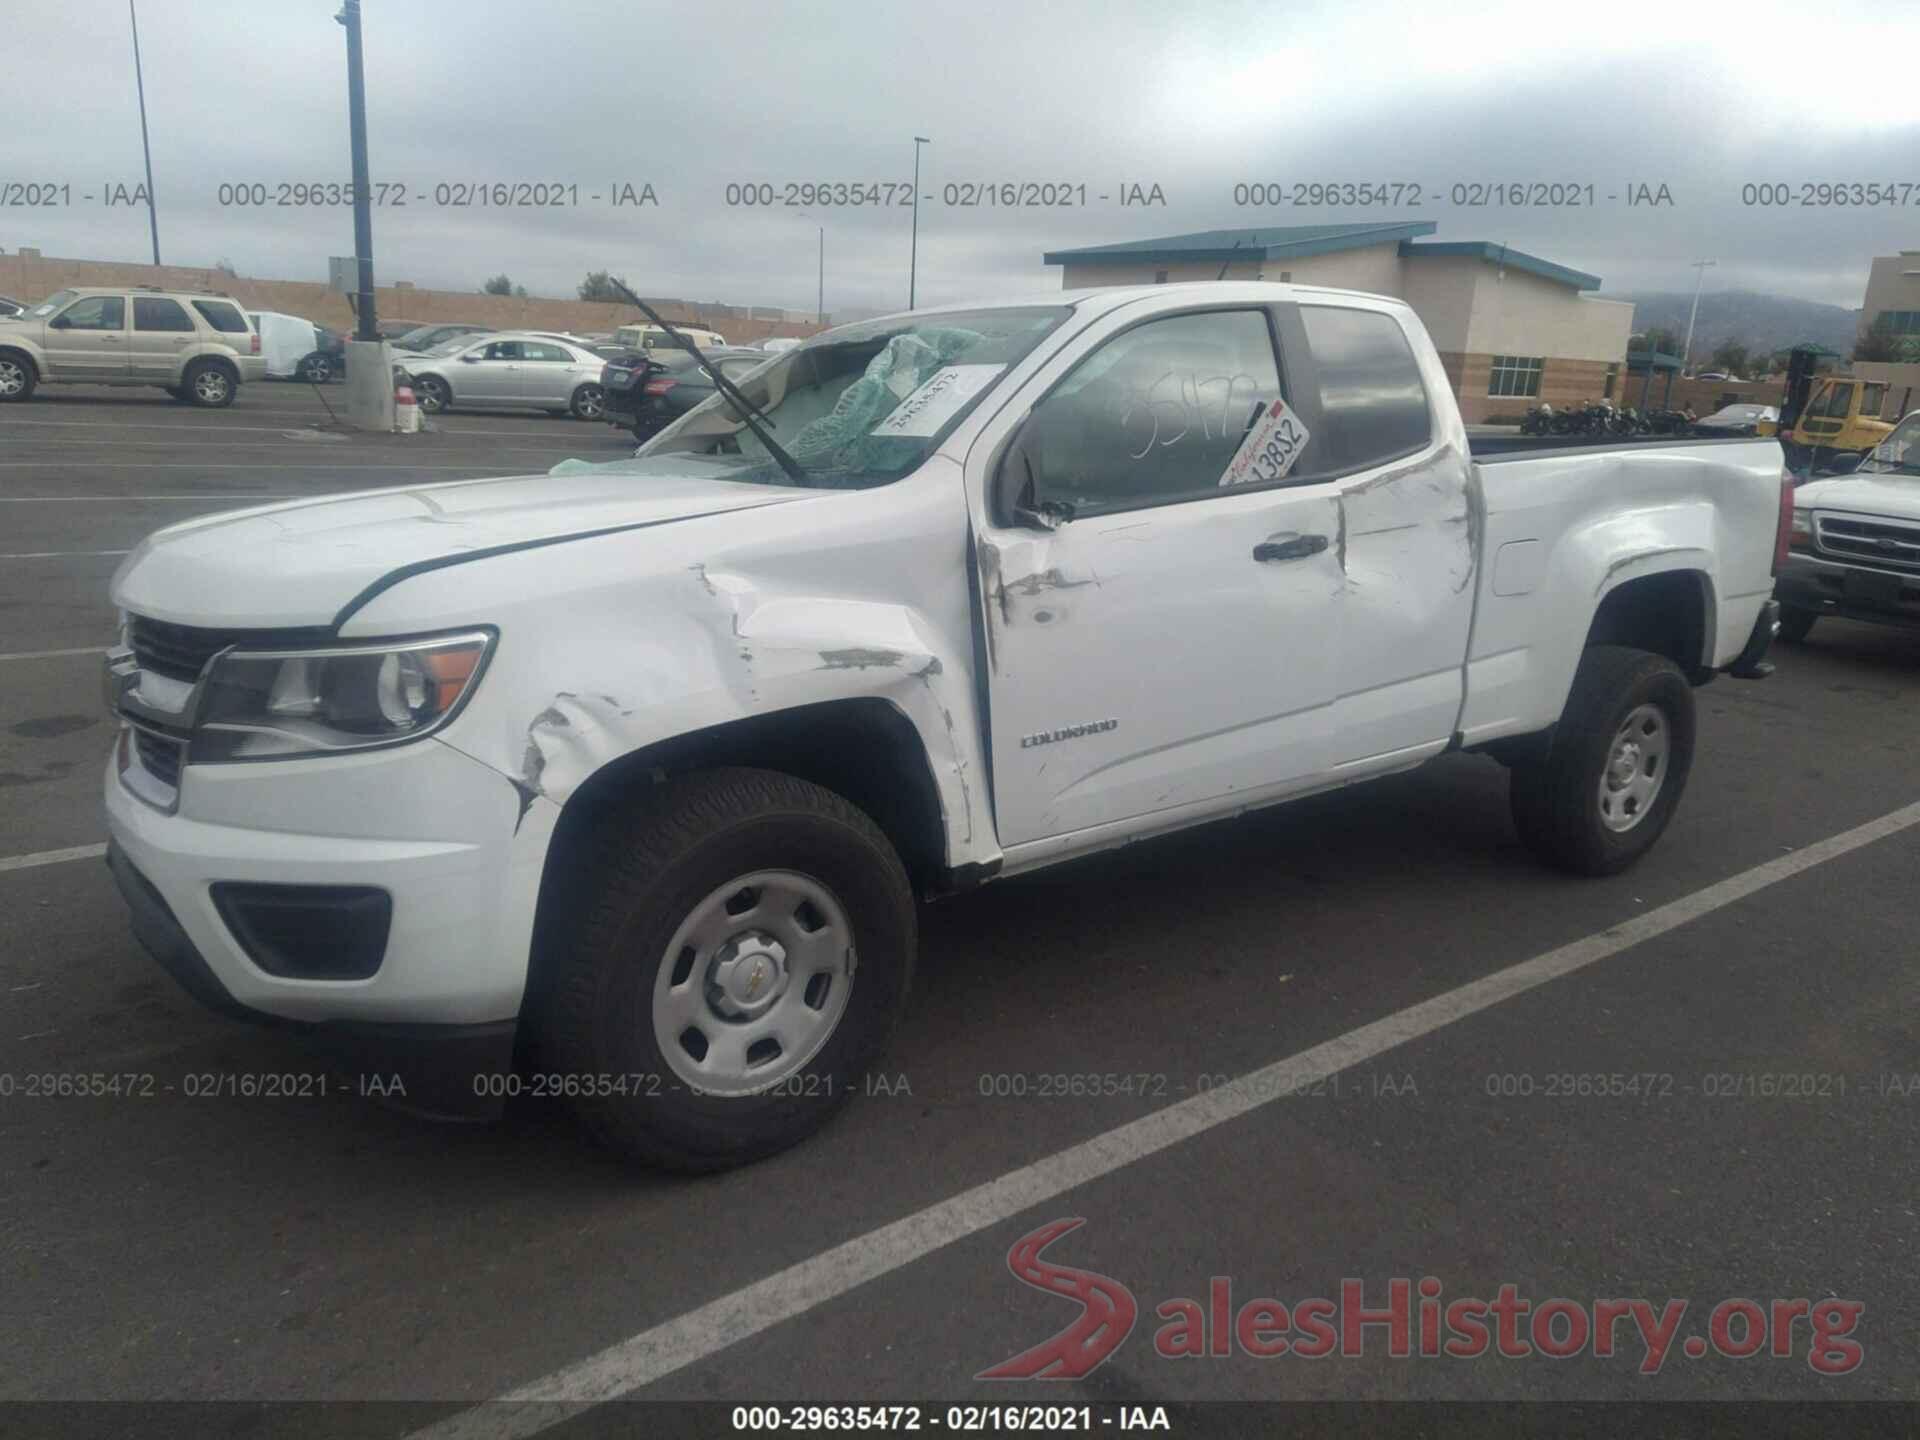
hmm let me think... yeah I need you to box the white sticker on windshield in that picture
[1219,396,1312,487]
[871,364,1005,437]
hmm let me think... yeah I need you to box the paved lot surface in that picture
[1,384,1916,1432]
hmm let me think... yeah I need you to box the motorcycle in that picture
[1520,403,1556,436]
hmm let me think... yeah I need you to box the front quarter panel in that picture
[342,459,998,873]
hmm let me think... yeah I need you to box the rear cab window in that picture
[1291,304,1432,478]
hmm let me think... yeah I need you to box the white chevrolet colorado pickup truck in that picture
[102,283,1788,1169]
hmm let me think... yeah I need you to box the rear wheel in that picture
[0,352,35,401]
[570,383,605,421]
[540,768,916,1171]
[1776,606,1817,644]
[1510,646,1696,876]
[184,361,236,408]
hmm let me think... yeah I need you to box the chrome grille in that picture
[126,615,333,683]
[133,727,184,788]
[1815,514,1920,575]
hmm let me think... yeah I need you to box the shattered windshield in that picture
[1859,414,1920,475]
[623,306,1071,489]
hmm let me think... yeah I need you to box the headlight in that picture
[1789,508,1813,549]
[191,631,493,762]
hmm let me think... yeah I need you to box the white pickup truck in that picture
[102,283,1788,1169]
[1775,410,1920,641]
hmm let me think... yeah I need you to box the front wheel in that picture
[413,375,450,414]
[1776,606,1817,644]
[1509,646,1696,876]
[540,768,916,1170]
[298,353,334,384]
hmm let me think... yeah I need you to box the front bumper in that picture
[1776,554,1920,632]
[104,733,549,1025]
[105,841,515,1120]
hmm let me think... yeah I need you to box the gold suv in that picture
[0,286,267,407]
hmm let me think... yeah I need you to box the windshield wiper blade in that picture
[606,278,808,486]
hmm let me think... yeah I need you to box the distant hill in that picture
[1603,289,1860,360]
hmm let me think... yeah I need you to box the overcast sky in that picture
[5,0,1916,316]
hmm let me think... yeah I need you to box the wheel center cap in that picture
[708,931,789,1019]
[1608,742,1641,786]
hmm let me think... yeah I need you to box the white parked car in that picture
[248,311,322,381]
[759,336,803,354]
[102,282,1784,1168]
[402,331,608,419]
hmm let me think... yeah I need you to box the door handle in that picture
[1252,534,1328,563]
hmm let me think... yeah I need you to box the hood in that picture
[111,465,815,629]
[1796,472,1920,521]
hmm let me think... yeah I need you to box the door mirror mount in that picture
[49,315,71,330]
[991,417,1061,532]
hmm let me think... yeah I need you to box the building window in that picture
[1603,363,1619,398]
[1154,269,1169,285]
[1488,355,1544,398]
[1880,310,1920,334]
[1278,271,1292,283]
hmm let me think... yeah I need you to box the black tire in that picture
[1509,646,1696,876]
[0,350,35,402]
[1776,606,1817,644]
[413,375,450,414]
[183,360,237,408]
[569,383,605,421]
[540,768,916,1171]
[298,353,334,384]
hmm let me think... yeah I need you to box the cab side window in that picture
[520,342,569,362]
[482,341,525,361]
[57,296,125,330]
[1023,309,1282,518]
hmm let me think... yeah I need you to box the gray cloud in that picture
[5,0,1913,314]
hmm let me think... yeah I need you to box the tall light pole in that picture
[1681,258,1716,374]
[336,0,377,342]
[128,0,161,265]
[817,223,824,325]
[909,136,930,309]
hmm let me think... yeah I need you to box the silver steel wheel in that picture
[303,355,332,383]
[415,377,447,413]
[573,384,604,420]
[192,368,230,404]
[1597,703,1668,833]
[0,359,25,396]
[652,869,856,1097]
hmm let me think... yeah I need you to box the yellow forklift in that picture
[1771,344,1903,472]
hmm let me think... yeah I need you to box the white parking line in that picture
[0,843,108,875]
[0,419,590,437]
[0,463,530,470]
[0,495,293,503]
[412,797,1920,1440]
[0,647,110,661]
[0,550,131,559]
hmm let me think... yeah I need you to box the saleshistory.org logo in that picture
[977,1220,1866,1379]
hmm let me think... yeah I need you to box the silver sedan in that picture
[405,332,608,419]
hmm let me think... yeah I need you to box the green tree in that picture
[1630,326,1681,356]
[1709,339,1751,376]
[481,274,515,296]
[578,271,631,303]
[1853,319,1903,363]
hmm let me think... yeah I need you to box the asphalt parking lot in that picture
[2,383,1917,1434]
